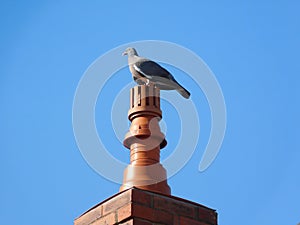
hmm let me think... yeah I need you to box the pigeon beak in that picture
[122,51,126,56]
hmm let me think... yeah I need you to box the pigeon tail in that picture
[177,86,191,99]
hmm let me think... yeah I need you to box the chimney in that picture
[74,85,218,225]
[120,85,170,195]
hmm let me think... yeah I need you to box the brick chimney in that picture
[74,85,218,225]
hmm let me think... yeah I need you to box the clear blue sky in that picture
[1,1,299,225]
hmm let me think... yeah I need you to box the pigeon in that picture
[122,47,191,99]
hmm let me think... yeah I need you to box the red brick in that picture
[117,203,132,222]
[118,219,133,225]
[132,203,173,224]
[173,215,180,225]
[91,212,116,225]
[102,190,131,216]
[74,188,218,225]
[180,216,207,225]
[198,207,217,224]
[132,189,152,206]
[133,218,153,225]
[74,205,103,225]
[118,218,153,225]
[153,196,196,218]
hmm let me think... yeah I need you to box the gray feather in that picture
[123,47,191,99]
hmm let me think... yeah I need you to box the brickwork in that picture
[74,188,217,225]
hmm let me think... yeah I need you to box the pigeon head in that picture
[122,47,138,57]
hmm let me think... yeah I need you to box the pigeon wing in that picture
[134,60,174,80]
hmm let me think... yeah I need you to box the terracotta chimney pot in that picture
[120,85,171,195]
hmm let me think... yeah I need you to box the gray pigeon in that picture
[122,47,191,99]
